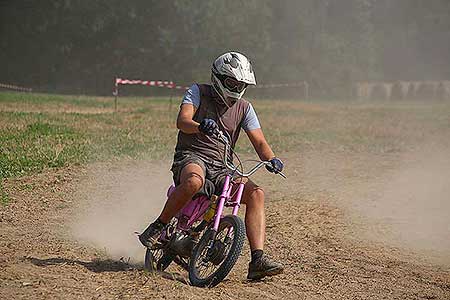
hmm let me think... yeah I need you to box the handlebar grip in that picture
[263,161,286,178]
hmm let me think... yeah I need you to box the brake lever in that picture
[277,172,287,179]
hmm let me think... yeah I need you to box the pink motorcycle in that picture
[144,130,285,287]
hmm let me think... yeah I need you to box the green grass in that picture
[0,91,111,108]
[0,92,179,178]
[0,117,86,178]
[1,91,449,179]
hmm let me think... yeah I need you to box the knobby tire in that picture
[188,215,245,287]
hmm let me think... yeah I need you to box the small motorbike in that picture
[144,130,285,287]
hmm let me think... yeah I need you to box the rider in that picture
[139,51,284,280]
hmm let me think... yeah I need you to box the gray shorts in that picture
[170,151,228,197]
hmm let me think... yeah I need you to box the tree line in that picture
[1,0,450,98]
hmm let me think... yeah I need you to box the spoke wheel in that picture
[144,219,178,272]
[188,215,245,287]
[144,245,173,272]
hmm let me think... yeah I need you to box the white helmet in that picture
[211,52,256,103]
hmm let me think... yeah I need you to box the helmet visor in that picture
[224,77,247,93]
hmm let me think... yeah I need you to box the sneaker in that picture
[138,221,164,248]
[247,255,284,280]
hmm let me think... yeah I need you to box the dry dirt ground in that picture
[1,144,450,300]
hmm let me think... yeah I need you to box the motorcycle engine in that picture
[169,231,198,258]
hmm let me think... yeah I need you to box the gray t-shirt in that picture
[182,84,261,131]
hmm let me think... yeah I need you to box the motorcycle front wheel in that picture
[188,215,245,287]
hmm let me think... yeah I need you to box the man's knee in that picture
[180,173,204,194]
[179,163,205,194]
[250,187,265,201]
[244,181,265,205]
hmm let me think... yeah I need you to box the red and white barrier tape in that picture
[0,82,32,92]
[115,78,188,90]
[114,78,308,94]
[252,82,308,89]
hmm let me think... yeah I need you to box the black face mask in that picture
[211,86,235,107]
[211,77,240,108]
[213,95,237,110]
[226,97,238,107]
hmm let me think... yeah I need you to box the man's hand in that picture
[266,157,284,174]
[198,118,219,136]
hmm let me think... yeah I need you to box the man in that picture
[139,51,284,280]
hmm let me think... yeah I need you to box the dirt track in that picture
[1,148,450,299]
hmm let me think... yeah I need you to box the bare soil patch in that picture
[1,148,449,299]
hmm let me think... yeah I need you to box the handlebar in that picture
[215,130,286,178]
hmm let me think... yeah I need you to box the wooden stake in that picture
[114,77,119,112]
[304,81,309,100]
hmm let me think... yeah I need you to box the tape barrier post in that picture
[304,81,309,100]
[168,81,178,111]
[113,77,119,112]
[169,85,173,111]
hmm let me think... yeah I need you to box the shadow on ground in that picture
[27,256,191,285]
[27,256,140,273]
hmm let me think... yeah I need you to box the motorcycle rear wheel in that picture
[144,246,174,272]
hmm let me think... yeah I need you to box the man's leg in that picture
[159,163,205,223]
[241,179,266,251]
[139,163,204,247]
[241,179,283,280]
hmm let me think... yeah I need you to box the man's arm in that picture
[176,104,200,134]
[246,128,276,161]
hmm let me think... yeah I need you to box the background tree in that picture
[1,0,449,97]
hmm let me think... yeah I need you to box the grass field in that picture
[0,92,178,179]
[1,91,449,181]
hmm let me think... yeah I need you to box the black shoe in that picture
[247,255,284,280]
[138,221,165,248]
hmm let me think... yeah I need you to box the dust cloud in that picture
[352,146,450,264]
[69,146,450,265]
[297,140,450,265]
[71,160,172,263]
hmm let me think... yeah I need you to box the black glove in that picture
[266,157,284,174]
[198,118,218,136]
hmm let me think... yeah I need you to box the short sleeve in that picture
[181,84,201,108]
[242,103,261,131]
